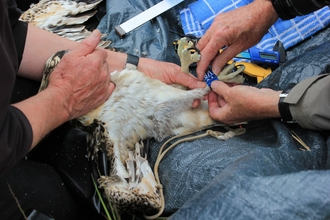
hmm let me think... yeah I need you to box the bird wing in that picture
[20,0,111,47]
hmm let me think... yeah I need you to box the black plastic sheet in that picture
[148,27,330,220]
[97,0,195,64]
[26,0,330,219]
[97,1,330,218]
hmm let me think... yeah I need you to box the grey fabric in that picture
[287,74,330,130]
[150,28,330,219]
[154,30,330,218]
[98,1,330,218]
[149,121,328,218]
[156,32,330,218]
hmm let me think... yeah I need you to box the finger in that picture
[217,95,227,108]
[192,99,201,108]
[99,83,115,104]
[196,46,218,80]
[208,91,223,120]
[208,90,218,109]
[208,90,229,122]
[103,59,110,82]
[73,29,101,57]
[94,48,109,59]
[211,45,243,74]
[209,81,231,121]
[210,80,228,96]
[90,48,109,67]
[196,44,220,80]
[196,31,210,52]
[171,71,206,90]
[108,82,116,96]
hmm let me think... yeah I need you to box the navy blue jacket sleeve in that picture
[271,0,330,20]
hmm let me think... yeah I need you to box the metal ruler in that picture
[115,0,184,38]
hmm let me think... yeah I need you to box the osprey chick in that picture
[38,39,215,214]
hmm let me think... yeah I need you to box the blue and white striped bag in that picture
[180,0,330,50]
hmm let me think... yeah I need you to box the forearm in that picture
[15,29,114,150]
[19,24,129,81]
[253,0,279,23]
[241,88,282,121]
[12,87,69,149]
[18,24,79,81]
[239,0,278,43]
[208,81,281,124]
[248,0,279,41]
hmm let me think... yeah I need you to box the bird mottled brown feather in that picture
[39,48,215,214]
[20,0,111,47]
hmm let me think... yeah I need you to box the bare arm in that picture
[14,29,113,149]
[19,24,205,87]
[15,24,205,149]
[18,24,80,80]
[208,81,281,124]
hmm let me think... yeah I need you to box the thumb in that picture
[210,80,229,96]
[74,29,101,56]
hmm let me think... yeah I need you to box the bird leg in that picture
[176,37,245,84]
[217,62,245,84]
[177,37,200,74]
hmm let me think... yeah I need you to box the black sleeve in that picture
[0,0,32,176]
[0,107,33,175]
[6,0,28,66]
[271,0,330,20]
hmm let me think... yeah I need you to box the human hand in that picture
[47,30,115,120]
[138,58,207,108]
[196,0,278,80]
[208,80,281,124]
[139,57,206,90]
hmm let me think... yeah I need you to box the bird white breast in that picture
[79,68,214,152]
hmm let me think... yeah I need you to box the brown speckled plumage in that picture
[20,0,111,48]
[39,48,215,214]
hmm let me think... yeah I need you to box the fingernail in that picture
[210,81,218,89]
[213,66,221,75]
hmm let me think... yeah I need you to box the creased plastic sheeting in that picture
[149,120,328,218]
[97,0,195,64]
[148,28,330,218]
[97,0,330,217]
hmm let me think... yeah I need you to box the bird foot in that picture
[177,37,201,73]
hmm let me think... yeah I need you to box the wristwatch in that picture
[125,54,139,70]
[278,83,297,123]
